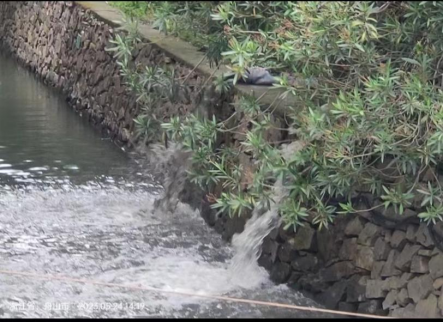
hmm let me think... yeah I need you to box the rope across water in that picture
[0,269,392,319]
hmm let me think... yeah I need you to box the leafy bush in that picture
[109,1,228,65]
[109,2,443,231]
[109,1,150,19]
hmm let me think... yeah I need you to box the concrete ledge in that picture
[75,1,295,109]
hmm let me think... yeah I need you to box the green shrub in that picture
[109,2,443,231]
[109,1,150,19]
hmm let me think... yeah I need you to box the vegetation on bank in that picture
[108,1,443,231]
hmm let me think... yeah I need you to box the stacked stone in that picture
[256,213,443,318]
[0,1,214,146]
[2,1,443,319]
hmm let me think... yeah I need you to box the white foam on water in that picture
[0,182,323,318]
[227,141,306,290]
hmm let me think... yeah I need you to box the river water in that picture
[0,53,325,318]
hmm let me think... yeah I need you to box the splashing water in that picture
[228,141,305,283]
[228,179,286,288]
[136,142,192,213]
[148,140,305,289]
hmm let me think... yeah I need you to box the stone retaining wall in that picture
[0,1,230,146]
[257,214,443,318]
[2,1,443,318]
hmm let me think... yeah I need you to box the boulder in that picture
[396,288,411,307]
[345,216,365,237]
[269,262,292,284]
[321,280,347,309]
[291,253,319,272]
[382,290,398,310]
[391,303,416,318]
[394,244,421,271]
[268,228,279,240]
[366,279,389,299]
[277,242,297,263]
[411,255,430,274]
[287,272,302,285]
[405,225,418,242]
[261,236,279,256]
[381,250,402,277]
[257,254,273,271]
[339,238,358,261]
[416,224,434,248]
[356,246,374,271]
[320,261,357,283]
[316,227,339,263]
[407,275,433,303]
[374,237,390,261]
[346,275,368,303]
[358,223,382,246]
[297,274,330,294]
[390,230,407,250]
[388,272,413,290]
[288,225,316,251]
[371,261,385,279]
[415,294,438,318]
[429,254,443,279]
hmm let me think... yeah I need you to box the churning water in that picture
[0,53,325,318]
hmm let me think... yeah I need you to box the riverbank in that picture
[1,1,443,318]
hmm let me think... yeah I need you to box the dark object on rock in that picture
[224,67,276,85]
[243,66,276,85]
